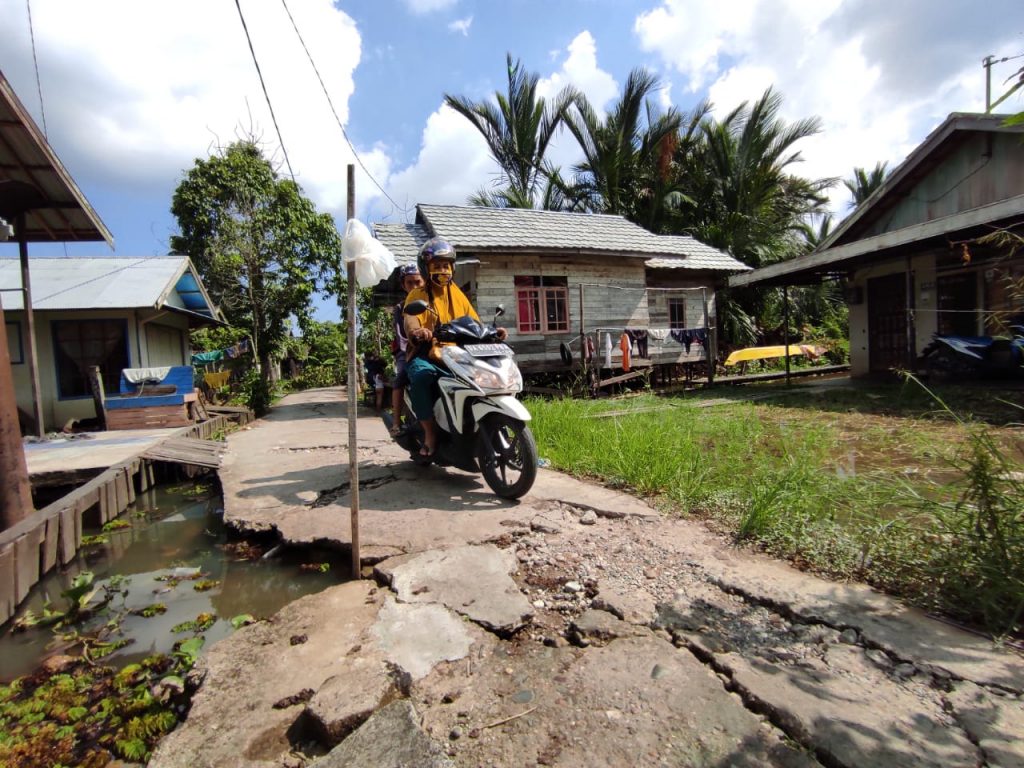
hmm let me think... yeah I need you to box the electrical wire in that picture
[234,0,295,182]
[25,0,71,257]
[279,0,409,217]
[25,0,47,138]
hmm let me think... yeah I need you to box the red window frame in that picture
[515,281,569,334]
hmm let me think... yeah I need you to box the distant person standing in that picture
[390,263,425,435]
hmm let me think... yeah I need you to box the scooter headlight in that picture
[471,359,522,391]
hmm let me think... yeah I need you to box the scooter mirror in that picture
[404,299,430,316]
[494,304,505,318]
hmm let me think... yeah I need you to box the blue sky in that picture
[1,0,1021,320]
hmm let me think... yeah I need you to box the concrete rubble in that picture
[149,389,1024,768]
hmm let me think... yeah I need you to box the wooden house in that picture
[374,205,749,379]
[1,256,221,431]
[730,113,1024,377]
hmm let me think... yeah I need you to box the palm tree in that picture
[678,87,833,269]
[843,162,888,208]
[562,69,687,227]
[445,55,577,208]
[670,87,834,348]
[798,212,834,252]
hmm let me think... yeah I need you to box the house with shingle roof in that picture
[374,204,748,376]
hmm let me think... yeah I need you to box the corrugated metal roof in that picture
[372,222,429,264]
[0,256,210,311]
[414,204,748,272]
[0,70,113,246]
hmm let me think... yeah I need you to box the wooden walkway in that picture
[142,437,226,469]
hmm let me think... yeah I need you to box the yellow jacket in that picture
[403,283,479,362]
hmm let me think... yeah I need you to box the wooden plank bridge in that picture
[142,437,226,468]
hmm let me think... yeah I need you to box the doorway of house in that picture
[868,273,908,373]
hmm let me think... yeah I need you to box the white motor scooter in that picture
[387,300,537,499]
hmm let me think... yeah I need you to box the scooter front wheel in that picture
[476,414,538,499]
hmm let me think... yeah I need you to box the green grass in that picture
[526,389,1024,638]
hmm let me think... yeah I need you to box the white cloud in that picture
[384,104,498,214]
[634,0,1022,213]
[0,0,363,220]
[385,31,622,210]
[403,0,458,14]
[537,31,619,175]
[448,16,473,36]
[537,31,618,112]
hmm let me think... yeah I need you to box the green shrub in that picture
[235,369,273,415]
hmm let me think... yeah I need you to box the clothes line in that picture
[577,283,710,293]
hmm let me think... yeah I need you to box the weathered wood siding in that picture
[466,253,718,372]
[855,132,1024,241]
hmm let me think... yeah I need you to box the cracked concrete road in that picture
[161,387,1024,768]
[219,387,656,562]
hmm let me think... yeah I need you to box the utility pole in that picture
[346,164,361,578]
[0,292,33,530]
[984,55,995,112]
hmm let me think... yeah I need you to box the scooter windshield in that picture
[444,315,489,341]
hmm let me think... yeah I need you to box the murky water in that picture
[0,481,348,682]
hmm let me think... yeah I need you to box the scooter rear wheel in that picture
[476,414,538,499]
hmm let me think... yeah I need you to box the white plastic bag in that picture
[341,219,397,288]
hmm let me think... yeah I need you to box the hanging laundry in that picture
[669,328,689,352]
[603,332,613,368]
[648,328,669,341]
[584,336,595,360]
[620,332,631,372]
[668,328,709,354]
[625,328,649,358]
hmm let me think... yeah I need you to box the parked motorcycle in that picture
[386,301,538,499]
[920,323,1024,380]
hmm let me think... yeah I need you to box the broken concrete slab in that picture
[568,609,642,646]
[717,643,980,768]
[309,700,453,768]
[593,578,658,625]
[701,554,1024,692]
[946,680,1024,768]
[376,544,533,634]
[306,659,399,745]
[372,596,492,680]
[415,635,820,767]
[149,581,385,768]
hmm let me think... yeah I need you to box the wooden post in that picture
[702,287,714,384]
[578,283,586,369]
[905,258,916,371]
[783,286,792,386]
[88,365,107,429]
[0,293,33,530]
[17,214,44,438]
[346,164,361,579]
